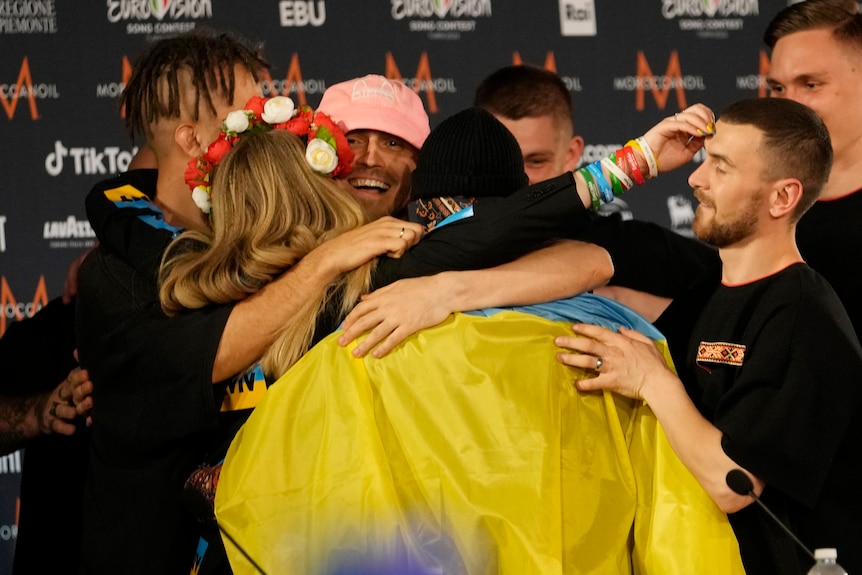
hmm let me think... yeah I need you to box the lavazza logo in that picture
[0,0,57,34]
[662,0,759,39]
[392,0,492,40]
[42,215,96,249]
[106,0,212,35]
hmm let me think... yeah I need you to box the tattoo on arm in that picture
[0,394,40,455]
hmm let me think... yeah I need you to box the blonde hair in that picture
[159,129,373,377]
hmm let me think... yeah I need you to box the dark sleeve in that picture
[86,169,179,274]
[374,173,590,286]
[574,215,721,298]
[0,296,78,395]
[717,283,862,507]
[75,250,232,451]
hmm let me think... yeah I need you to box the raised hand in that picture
[642,103,716,174]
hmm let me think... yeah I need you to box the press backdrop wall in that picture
[0,0,793,567]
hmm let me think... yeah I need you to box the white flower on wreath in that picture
[261,96,296,124]
[192,186,212,214]
[223,110,251,134]
[306,138,338,174]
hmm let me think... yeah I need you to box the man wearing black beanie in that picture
[409,107,528,231]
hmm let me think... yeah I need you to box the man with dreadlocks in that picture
[74,30,423,574]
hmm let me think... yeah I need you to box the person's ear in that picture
[769,178,802,219]
[175,122,206,158]
[564,134,585,172]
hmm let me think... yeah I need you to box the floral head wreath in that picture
[184,95,355,215]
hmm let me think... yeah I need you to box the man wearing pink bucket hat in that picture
[318,74,430,220]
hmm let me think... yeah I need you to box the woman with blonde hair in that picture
[160,126,374,378]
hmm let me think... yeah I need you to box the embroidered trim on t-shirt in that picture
[697,341,746,367]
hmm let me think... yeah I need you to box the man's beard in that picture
[692,195,760,248]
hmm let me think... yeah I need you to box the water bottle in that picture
[807,548,848,575]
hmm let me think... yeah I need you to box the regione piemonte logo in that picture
[0,0,58,34]
[559,0,596,37]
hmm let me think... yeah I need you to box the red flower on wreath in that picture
[184,96,356,216]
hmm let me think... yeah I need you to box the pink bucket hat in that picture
[318,74,430,150]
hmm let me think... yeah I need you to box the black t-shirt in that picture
[76,172,233,574]
[797,188,862,339]
[657,264,862,575]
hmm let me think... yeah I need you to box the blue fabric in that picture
[466,293,664,341]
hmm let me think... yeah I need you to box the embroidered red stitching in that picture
[697,341,746,367]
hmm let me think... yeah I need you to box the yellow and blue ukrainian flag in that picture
[215,294,744,574]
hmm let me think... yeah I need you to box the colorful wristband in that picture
[578,166,601,212]
[619,146,645,186]
[604,163,624,196]
[586,161,614,203]
[635,136,659,178]
[601,156,633,193]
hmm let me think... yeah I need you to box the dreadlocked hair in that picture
[122,28,269,142]
[159,129,375,379]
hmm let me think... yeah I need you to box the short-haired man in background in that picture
[765,0,862,339]
[474,65,584,183]
[557,97,862,575]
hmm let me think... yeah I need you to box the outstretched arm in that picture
[212,217,424,381]
[555,322,762,513]
[339,240,613,358]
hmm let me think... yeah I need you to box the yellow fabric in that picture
[216,311,744,574]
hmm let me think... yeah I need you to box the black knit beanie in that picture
[410,107,528,200]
